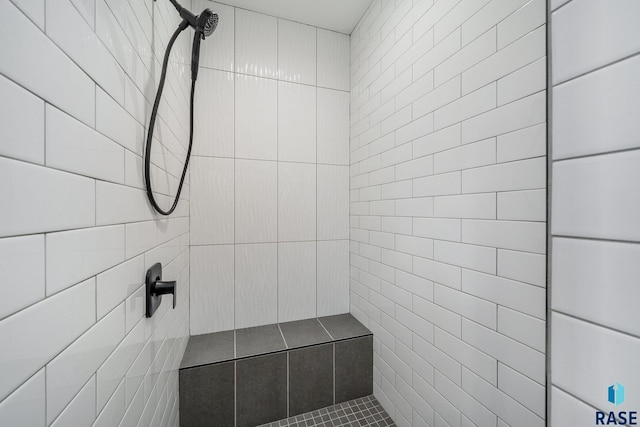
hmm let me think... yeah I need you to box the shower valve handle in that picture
[153,280,177,309]
[146,263,177,317]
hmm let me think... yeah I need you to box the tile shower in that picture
[1,0,639,426]
[188,2,352,334]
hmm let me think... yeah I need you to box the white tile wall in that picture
[190,245,234,335]
[278,19,317,85]
[552,54,640,160]
[0,235,45,320]
[46,225,125,296]
[552,313,640,411]
[235,159,277,243]
[192,69,235,158]
[0,369,45,427]
[552,150,640,241]
[318,88,350,165]
[46,303,124,423]
[550,386,597,426]
[278,241,317,322]
[190,156,234,245]
[0,0,191,426]
[551,0,640,84]
[278,82,316,163]
[317,240,350,317]
[0,157,96,237]
[0,277,95,403]
[319,165,350,239]
[10,0,45,30]
[0,74,44,165]
[350,0,546,424]
[46,105,125,184]
[235,8,277,78]
[317,29,350,91]
[190,4,350,334]
[46,0,125,104]
[0,0,95,127]
[96,255,145,320]
[235,74,277,160]
[95,88,144,156]
[235,243,278,328]
[278,162,316,241]
[550,0,640,421]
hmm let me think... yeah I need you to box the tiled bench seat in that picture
[179,314,373,427]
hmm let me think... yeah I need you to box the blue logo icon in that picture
[609,383,625,406]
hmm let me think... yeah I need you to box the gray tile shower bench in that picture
[179,314,373,427]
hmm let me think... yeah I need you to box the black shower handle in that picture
[153,280,177,309]
[146,263,177,317]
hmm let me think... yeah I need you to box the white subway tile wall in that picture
[550,0,640,422]
[189,2,351,333]
[349,0,546,425]
[0,0,191,426]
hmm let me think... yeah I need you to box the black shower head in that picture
[166,0,219,81]
[169,0,218,38]
[186,9,218,81]
[179,7,218,38]
[198,9,219,38]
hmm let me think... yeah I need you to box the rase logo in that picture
[597,383,637,425]
[610,383,626,406]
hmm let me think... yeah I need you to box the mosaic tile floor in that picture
[259,396,396,427]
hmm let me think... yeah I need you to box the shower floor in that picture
[258,396,396,427]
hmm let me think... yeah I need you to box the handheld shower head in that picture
[188,9,217,81]
[171,4,218,80]
[178,7,218,38]
[198,9,219,38]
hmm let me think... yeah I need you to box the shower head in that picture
[187,9,217,81]
[178,7,218,39]
[166,0,219,81]
[199,9,219,38]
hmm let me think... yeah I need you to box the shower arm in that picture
[168,0,184,13]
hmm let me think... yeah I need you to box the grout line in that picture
[277,323,288,348]
[553,50,640,88]
[317,318,335,341]
[550,234,640,246]
[546,1,554,420]
[43,368,48,425]
[233,3,237,332]
[189,238,351,247]
[198,64,351,93]
[315,26,319,319]
[189,154,350,167]
[552,309,640,342]
[552,145,640,163]
[552,383,602,413]
[332,342,336,404]
[276,16,280,325]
